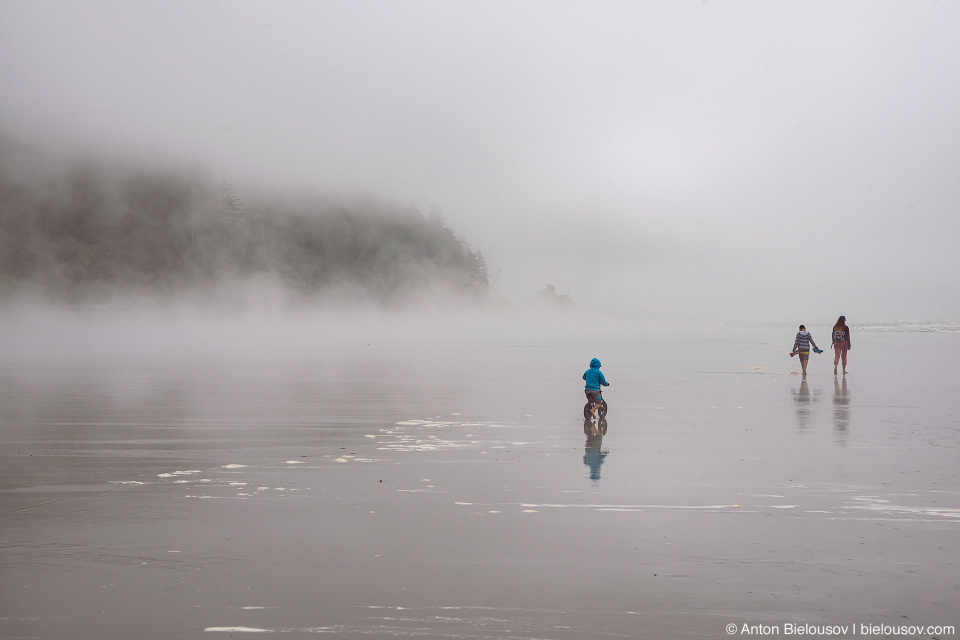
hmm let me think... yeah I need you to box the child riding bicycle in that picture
[582,358,610,418]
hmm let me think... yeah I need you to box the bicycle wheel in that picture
[583,402,592,419]
[597,401,608,418]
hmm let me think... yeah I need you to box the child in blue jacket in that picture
[583,358,610,417]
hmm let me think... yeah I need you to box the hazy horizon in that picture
[2,1,959,323]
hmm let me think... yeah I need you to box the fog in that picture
[0,138,490,311]
[3,9,959,635]
[2,1,959,322]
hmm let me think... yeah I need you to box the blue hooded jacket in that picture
[583,358,609,391]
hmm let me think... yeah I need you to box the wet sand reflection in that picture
[583,417,608,482]
[792,378,820,432]
[833,376,850,445]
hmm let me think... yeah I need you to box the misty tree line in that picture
[0,149,488,302]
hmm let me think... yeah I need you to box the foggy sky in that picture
[2,1,959,322]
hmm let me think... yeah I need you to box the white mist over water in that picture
[2,2,959,322]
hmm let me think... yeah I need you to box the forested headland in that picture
[0,138,488,305]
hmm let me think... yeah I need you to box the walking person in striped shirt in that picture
[789,324,821,376]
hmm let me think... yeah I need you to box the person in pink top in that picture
[831,315,852,376]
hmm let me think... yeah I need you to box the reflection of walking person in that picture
[789,325,820,376]
[833,376,850,444]
[792,378,813,431]
[831,315,851,376]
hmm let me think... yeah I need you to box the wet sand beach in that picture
[1,317,958,639]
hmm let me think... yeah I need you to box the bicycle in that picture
[583,388,608,419]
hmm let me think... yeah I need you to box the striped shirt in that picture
[793,331,819,353]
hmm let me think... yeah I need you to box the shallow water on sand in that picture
[1,321,959,639]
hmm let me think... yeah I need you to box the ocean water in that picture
[1,315,958,639]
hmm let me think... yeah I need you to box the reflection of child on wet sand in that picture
[789,325,821,376]
[583,418,607,481]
